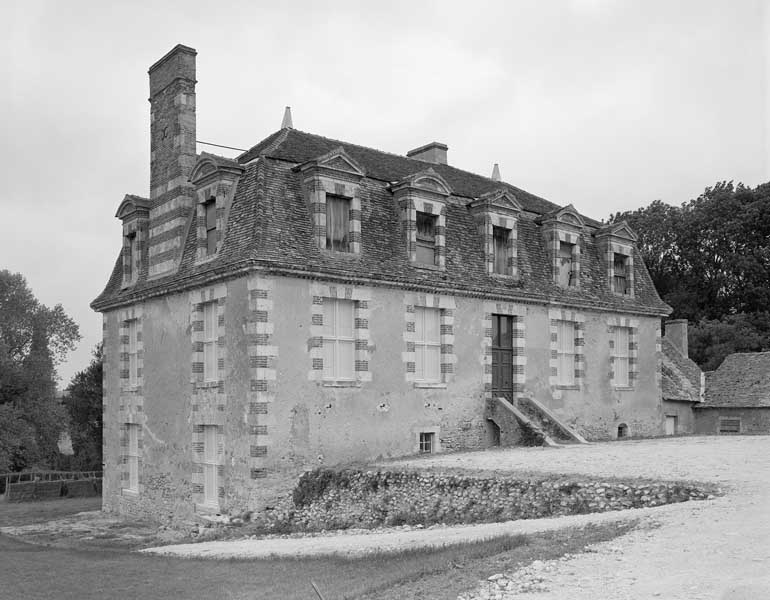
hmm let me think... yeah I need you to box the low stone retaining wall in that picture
[250,468,715,533]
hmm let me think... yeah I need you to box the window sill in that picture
[555,384,580,391]
[491,272,516,280]
[195,503,221,514]
[414,382,447,389]
[322,380,362,388]
[121,489,139,498]
[321,249,360,259]
[412,262,443,272]
[120,385,141,394]
[195,254,219,266]
[195,380,221,390]
[613,386,634,392]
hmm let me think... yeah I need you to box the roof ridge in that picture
[279,129,560,210]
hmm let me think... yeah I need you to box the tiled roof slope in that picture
[92,130,670,315]
[238,129,566,218]
[699,352,770,408]
[661,338,702,402]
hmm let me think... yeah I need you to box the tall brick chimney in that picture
[665,319,689,357]
[147,44,197,278]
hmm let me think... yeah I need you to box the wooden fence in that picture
[0,470,103,501]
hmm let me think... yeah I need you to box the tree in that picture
[689,313,770,372]
[610,181,770,370]
[0,270,80,471]
[64,345,103,471]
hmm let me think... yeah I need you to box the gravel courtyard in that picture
[145,436,770,599]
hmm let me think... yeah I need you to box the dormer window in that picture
[538,204,584,289]
[326,195,351,252]
[613,253,629,294]
[392,168,452,271]
[469,189,521,279]
[559,241,576,287]
[493,227,509,275]
[297,147,365,255]
[416,212,437,265]
[189,153,245,266]
[115,194,150,289]
[204,199,217,256]
[596,221,637,298]
[127,232,139,282]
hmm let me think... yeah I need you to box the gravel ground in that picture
[142,436,770,599]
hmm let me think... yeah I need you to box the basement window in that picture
[419,432,435,454]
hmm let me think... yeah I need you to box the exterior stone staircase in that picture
[486,394,589,447]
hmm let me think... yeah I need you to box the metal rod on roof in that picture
[196,140,249,152]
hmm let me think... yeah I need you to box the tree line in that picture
[610,181,770,370]
[0,270,100,473]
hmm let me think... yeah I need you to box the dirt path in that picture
[142,436,770,600]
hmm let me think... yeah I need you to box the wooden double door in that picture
[491,314,515,401]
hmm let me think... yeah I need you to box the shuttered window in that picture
[202,425,219,507]
[203,302,218,381]
[613,253,629,294]
[557,320,576,386]
[559,242,575,287]
[416,212,437,265]
[128,320,138,387]
[415,307,441,382]
[205,200,217,255]
[613,326,630,387]
[493,227,509,275]
[126,423,139,493]
[323,299,355,380]
[326,196,351,252]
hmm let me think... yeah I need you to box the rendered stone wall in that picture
[101,271,669,522]
[694,407,770,434]
[662,400,696,434]
[253,468,715,533]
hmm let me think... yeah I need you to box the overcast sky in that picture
[2,0,768,385]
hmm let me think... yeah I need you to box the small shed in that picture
[694,352,770,434]
[661,320,703,434]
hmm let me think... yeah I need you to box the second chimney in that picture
[665,319,689,357]
[406,142,448,165]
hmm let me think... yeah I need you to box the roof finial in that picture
[491,163,501,182]
[281,106,293,129]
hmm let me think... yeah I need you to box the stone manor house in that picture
[92,45,688,519]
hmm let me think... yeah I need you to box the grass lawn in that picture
[0,497,101,527]
[0,518,635,600]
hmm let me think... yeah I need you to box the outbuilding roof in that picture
[661,338,702,403]
[698,352,770,408]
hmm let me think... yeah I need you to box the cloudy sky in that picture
[2,0,768,385]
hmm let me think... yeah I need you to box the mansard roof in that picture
[92,128,670,316]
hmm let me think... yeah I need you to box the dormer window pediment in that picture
[391,168,452,199]
[296,147,366,183]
